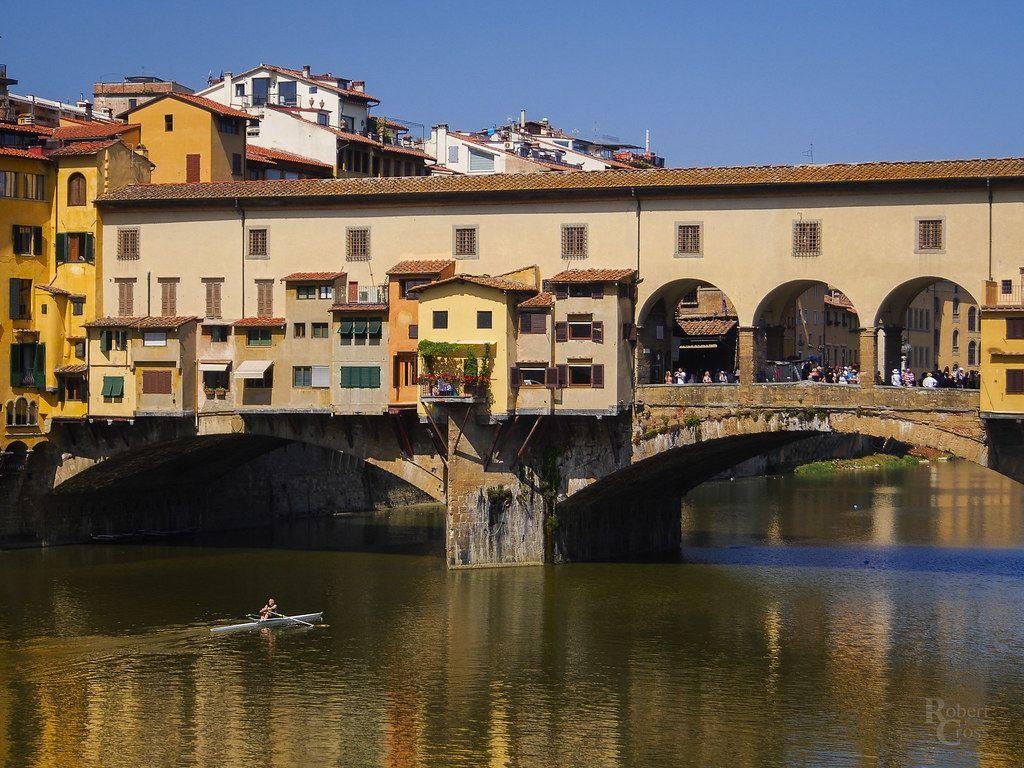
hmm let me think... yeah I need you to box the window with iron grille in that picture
[454,226,478,258]
[792,221,821,257]
[247,228,268,258]
[346,227,370,261]
[917,219,944,251]
[1001,279,1014,295]
[561,224,587,260]
[117,228,140,260]
[676,223,702,256]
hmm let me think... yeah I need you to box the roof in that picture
[83,316,142,328]
[329,303,388,312]
[518,292,554,309]
[824,292,856,310]
[408,275,537,295]
[281,271,345,281]
[233,317,286,327]
[97,157,1024,206]
[54,363,88,375]
[548,268,636,284]
[125,92,253,120]
[246,145,333,171]
[452,131,580,172]
[52,122,139,141]
[35,284,83,298]
[46,139,120,157]
[387,259,455,276]
[83,315,198,329]
[677,317,737,336]
[0,146,49,161]
[259,64,379,102]
[0,122,54,136]
[290,114,431,159]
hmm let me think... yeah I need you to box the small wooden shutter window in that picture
[256,281,273,317]
[509,367,522,388]
[556,364,568,388]
[1007,318,1024,340]
[554,284,568,300]
[592,321,604,343]
[160,281,177,316]
[591,283,604,300]
[591,364,605,389]
[186,154,201,183]
[1007,370,1024,394]
[142,369,172,394]
[544,367,558,389]
[555,322,568,342]
[68,174,86,206]
[32,226,43,256]
[205,280,222,319]
[117,281,134,316]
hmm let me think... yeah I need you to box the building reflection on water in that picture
[1,461,1024,767]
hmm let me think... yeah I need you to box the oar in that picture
[270,610,315,628]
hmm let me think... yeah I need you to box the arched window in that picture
[967,306,978,332]
[13,397,28,426]
[67,173,87,206]
[952,298,960,319]
[952,330,960,352]
[27,401,38,426]
[4,401,12,426]
[968,340,977,367]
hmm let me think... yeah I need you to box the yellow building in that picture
[980,279,1024,415]
[411,268,540,418]
[124,93,252,183]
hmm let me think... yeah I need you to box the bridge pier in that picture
[554,491,682,562]
[859,327,878,386]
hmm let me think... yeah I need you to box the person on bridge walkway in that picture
[891,369,902,387]
[259,598,278,621]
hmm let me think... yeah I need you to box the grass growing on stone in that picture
[794,454,926,477]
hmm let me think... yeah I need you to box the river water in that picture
[2,460,1024,767]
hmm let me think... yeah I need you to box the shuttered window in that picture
[467,148,495,172]
[256,280,273,317]
[311,365,330,389]
[11,225,35,255]
[116,280,134,316]
[159,279,178,316]
[346,228,370,261]
[339,366,381,388]
[1007,318,1024,340]
[204,279,223,319]
[1007,370,1024,394]
[142,369,172,394]
[67,173,86,206]
[117,228,140,260]
[100,376,125,398]
[8,279,30,319]
[561,224,587,260]
[185,154,200,183]
[247,228,268,258]
[519,312,547,334]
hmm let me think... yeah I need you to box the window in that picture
[968,340,977,367]
[454,226,478,258]
[8,278,31,319]
[676,223,702,256]
[433,310,448,329]
[917,219,944,251]
[143,331,167,347]
[64,377,86,402]
[231,153,243,175]
[245,368,273,388]
[278,80,297,106]
[234,83,245,97]
[568,362,593,386]
[401,279,430,298]
[116,279,135,316]
[519,312,546,334]
[101,376,124,399]
[293,366,312,387]
[164,114,173,131]
[792,220,821,257]
[567,283,598,298]
[467,147,495,172]
[1008,370,1024,394]
[568,315,594,340]
[339,366,381,388]
[1007,318,1024,340]
[312,322,329,338]
[252,77,270,106]
[297,285,317,300]
[127,98,138,110]
[246,328,272,346]
[477,310,492,329]
[12,225,40,255]
[346,227,370,261]
[204,279,223,319]
[517,365,548,387]
[561,224,588,260]
[256,280,273,317]
[74,341,85,358]
[293,322,306,338]
[72,298,84,316]
[203,369,230,391]
[319,285,333,300]
[409,324,418,339]
[58,232,94,264]
[247,228,268,258]
[219,117,240,134]
[67,173,86,206]
[117,228,140,260]
[968,306,978,332]
[186,154,200,183]
[142,369,172,394]
[316,113,328,126]
[207,325,229,343]
[448,146,459,164]
[952,330,960,352]
[1002,279,1014,295]
[159,279,178,316]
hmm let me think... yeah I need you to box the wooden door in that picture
[394,352,418,403]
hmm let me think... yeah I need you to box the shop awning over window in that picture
[233,360,273,379]
[199,362,231,372]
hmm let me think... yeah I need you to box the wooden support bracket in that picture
[512,415,544,468]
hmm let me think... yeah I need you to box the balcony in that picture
[419,376,488,403]
[986,281,1024,307]
[331,284,388,309]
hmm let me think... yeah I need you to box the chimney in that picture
[223,71,233,92]
[302,65,311,78]
[77,100,93,121]
[519,108,526,129]
[101,107,114,118]
[351,80,365,93]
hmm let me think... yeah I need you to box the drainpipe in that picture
[630,187,642,392]
[146,271,151,316]
[235,198,245,316]
[987,178,993,281]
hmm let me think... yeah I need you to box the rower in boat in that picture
[258,598,278,622]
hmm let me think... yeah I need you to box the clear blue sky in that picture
[3,0,1022,167]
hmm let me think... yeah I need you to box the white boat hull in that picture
[211,612,323,634]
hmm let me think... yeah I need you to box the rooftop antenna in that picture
[803,142,814,164]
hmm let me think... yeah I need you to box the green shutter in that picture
[339,320,353,335]
[353,320,368,335]
[101,376,124,397]
[368,366,380,388]
[32,227,43,256]
[10,343,20,387]
[340,367,350,388]
[83,233,95,263]
[9,278,20,319]
[368,319,382,336]
[55,233,68,264]
[100,330,111,353]
[33,343,45,390]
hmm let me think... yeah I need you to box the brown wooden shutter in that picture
[509,367,522,388]
[592,321,604,343]
[533,312,547,334]
[555,322,568,342]
[1008,370,1024,394]
[591,283,604,300]
[518,313,530,334]
[143,369,172,394]
[592,364,605,388]
[118,281,133,316]
[185,154,201,183]
[348,281,359,303]
[622,322,634,340]
[554,284,568,300]
[1007,318,1024,339]
[161,281,177,316]
[256,281,273,317]
[617,282,629,299]
[556,364,568,388]
[545,367,558,388]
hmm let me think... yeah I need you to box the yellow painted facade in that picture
[126,95,246,184]
[979,275,1024,416]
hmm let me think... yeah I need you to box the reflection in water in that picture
[1,461,1024,767]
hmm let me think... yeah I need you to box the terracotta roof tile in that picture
[548,268,636,284]
[126,93,253,121]
[134,315,200,329]
[52,122,139,140]
[408,275,537,294]
[46,139,120,157]
[54,363,88,375]
[281,271,345,281]
[387,259,455,276]
[0,122,54,136]
[35,284,77,297]
[97,157,1024,206]
[0,146,49,161]
[260,64,379,102]
[678,317,737,336]
[83,316,143,328]
[233,317,286,327]
[246,145,333,170]
[329,303,388,312]
[518,292,554,309]
[824,292,856,310]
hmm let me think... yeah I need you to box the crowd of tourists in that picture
[660,361,980,388]
[884,364,979,389]
[664,368,740,385]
